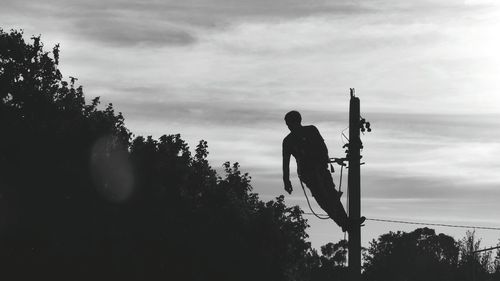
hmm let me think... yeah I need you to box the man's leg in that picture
[317,166,342,198]
[317,167,366,230]
[301,169,348,228]
[317,168,349,227]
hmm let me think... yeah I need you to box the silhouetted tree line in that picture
[0,28,329,281]
[1,29,500,281]
[363,228,500,281]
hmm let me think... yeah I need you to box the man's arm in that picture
[282,139,293,194]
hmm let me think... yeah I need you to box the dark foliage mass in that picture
[363,228,500,281]
[1,29,500,281]
[0,29,328,281]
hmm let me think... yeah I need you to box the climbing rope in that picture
[300,161,346,221]
[338,165,344,193]
[300,179,330,220]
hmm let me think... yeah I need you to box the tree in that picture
[363,228,459,281]
[491,244,500,280]
[309,240,349,281]
[1,28,131,279]
[0,29,317,281]
[456,231,492,281]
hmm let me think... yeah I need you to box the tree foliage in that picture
[363,228,500,281]
[455,231,497,281]
[0,29,319,281]
[363,228,459,281]
[309,240,349,281]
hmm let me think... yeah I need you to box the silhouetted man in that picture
[282,111,364,232]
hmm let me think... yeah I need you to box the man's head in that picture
[284,110,302,132]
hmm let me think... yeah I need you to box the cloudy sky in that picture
[3,0,500,249]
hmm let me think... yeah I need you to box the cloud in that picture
[73,18,197,47]
[5,0,496,48]
[114,94,285,127]
[368,113,500,143]
[0,0,370,47]
[1,1,199,47]
[6,0,500,115]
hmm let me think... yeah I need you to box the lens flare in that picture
[90,136,134,203]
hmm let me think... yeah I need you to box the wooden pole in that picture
[348,88,361,281]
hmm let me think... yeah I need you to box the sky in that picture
[2,0,500,250]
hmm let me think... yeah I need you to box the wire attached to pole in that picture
[339,165,344,193]
[300,160,346,221]
[300,179,330,220]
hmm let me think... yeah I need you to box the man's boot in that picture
[342,216,366,232]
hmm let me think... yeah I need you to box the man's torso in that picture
[283,125,326,172]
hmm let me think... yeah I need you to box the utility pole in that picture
[348,88,361,281]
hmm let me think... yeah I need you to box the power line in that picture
[473,245,500,253]
[301,213,500,231]
[341,126,349,144]
[365,218,500,231]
